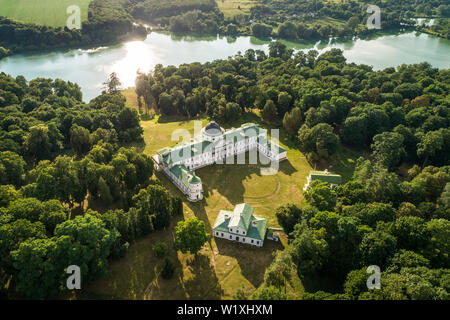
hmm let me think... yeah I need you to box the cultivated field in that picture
[0,0,91,27]
[216,0,259,18]
[68,110,358,300]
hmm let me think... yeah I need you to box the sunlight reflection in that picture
[110,41,153,88]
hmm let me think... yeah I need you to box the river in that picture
[0,31,449,102]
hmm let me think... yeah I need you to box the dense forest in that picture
[132,44,449,299]
[0,73,183,298]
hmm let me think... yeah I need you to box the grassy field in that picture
[68,108,358,300]
[0,0,91,27]
[216,0,259,18]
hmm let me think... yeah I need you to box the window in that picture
[221,233,224,237]
[251,240,254,243]
[256,241,259,245]
[215,232,218,236]
[229,235,232,239]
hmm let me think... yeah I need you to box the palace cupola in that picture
[202,121,224,142]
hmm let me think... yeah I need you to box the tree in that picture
[0,185,20,208]
[251,23,272,38]
[261,99,277,124]
[304,180,337,211]
[268,41,287,58]
[39,200,67,235]
[264,251,294,293]
[252,286,289,300]
[282,107,302,136]
[417,128,450,166]
[0,151,25,186]
[152,241,168,258]
[344,268,369,299]
[23,125,52,163]
[438,183,450,209]
[133,184,173,230]
[277,91,292,115]
[160,258,175,279]
[174,217,210,255]
[335,181,367,205]
[298,123,339,161]
[275,204,302,236]
[159,92,174,115]
[359,231,397,268]
[387,250,430,272]
[98,176,113,205]
[289,221,328,276]
[371,132,405,169]
[397,202,421,218]
[70,126,92,156]
[347,16,360,29]
[0,219,46,273]
[7,198,44,222]
[54,215,119,282]
[103,72,122,94]
[391,216,428,251]
[423,219,449,268]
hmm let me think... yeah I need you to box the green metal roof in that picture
[213,204,268,241]
[169,164,201,188]
[229,203,253,230]
[309,171,342,185]
[167,140,212,164]
[213,210,233,232]
[247,216,268,240]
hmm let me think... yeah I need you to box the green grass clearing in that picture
[216,0,259,18]
[0,0,91,27]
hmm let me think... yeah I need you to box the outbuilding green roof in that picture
[247,216,268,240]
[229,203,253,230]
[213,203,268,241]
[213,210,233,232]
[309,171,342,185]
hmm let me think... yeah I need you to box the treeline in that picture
[0,73,182,298]
[132,0,217,23]
[418,18,450,39]
[266,162,449,300]
[0,0,147,54]
[248,0,449,40]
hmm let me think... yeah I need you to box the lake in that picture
[0,31,449,102]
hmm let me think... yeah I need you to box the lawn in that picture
[216,0,259,18]
[0,0,91,27]
[69,109,359,300]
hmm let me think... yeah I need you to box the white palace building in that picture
[152,121,287,201]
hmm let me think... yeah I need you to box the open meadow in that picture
[215,0,259,18]
[0,0,91,27]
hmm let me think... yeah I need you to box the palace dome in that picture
[204,121,223,136]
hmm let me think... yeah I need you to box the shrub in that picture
[161,258,175,279]
[152,241,168,258]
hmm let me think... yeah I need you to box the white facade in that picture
[213,230,263,247]
[153,122,287,202]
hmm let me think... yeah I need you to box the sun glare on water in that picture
[110,41,154,88]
